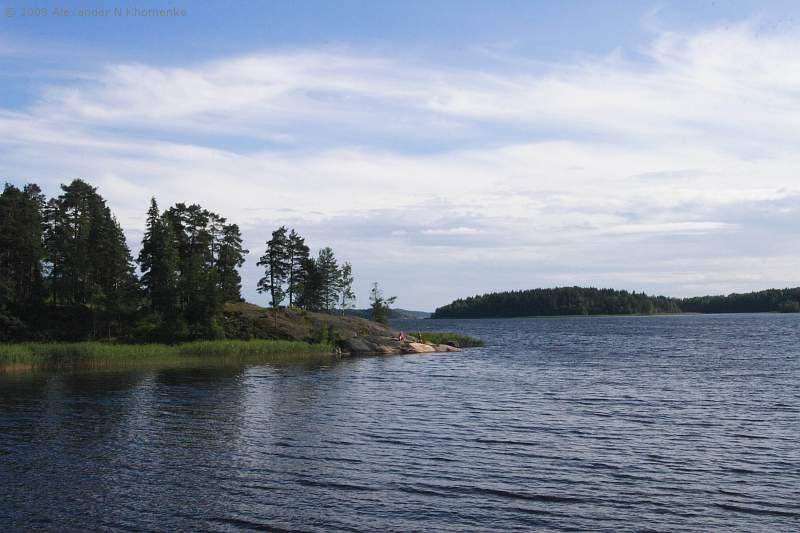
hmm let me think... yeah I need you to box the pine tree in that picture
[217,223,248,302]
[42,179,137,337]
[296,256,322,311]
[138,198,179,321]
[316,247,338,313]
[153,215,180,319]
[0,183,45,308]
[138,197,162,301]
[369,282,396,325]
[257,226,290,315]
[286,228,309,307]
[166,203,214,323]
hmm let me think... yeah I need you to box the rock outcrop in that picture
[223,303,463,356]
[340,335,462,356]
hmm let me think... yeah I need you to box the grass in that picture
[0,339,334,371]
[413,332,484,348]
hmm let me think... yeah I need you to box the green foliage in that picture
[140,201,249,337]
[44,179,138,315]
[679,288,800,314]
[434,286,800,318]
[415,332,484,347]
[432,286,683,318]
[257,226,290,309]
[316,247,339,312]
[337,261,356,314]
[217,222,248,302]
[310,324,336,345]
[369,282,397,324]
[258,228,353,315]
[0,179,362,344]
[0,339,334,370]
[138,198,180,319]
[296,256,322,310]
[286,229,310,307]
[0,183,46,310]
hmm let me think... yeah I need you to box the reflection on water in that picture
[2,314,799,531]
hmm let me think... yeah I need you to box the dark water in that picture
[2,314,799,532]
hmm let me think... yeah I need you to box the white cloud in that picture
[3,22,800,309]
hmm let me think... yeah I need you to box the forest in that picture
[0,179,357,342]
[431,286,800,318]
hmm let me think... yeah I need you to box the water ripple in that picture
[1,313,799,531]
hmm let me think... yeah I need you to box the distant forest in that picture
[0,179,358,342]
[344,308,431,320]
[431,286,800,318]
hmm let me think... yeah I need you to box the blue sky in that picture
[3,1,800,310]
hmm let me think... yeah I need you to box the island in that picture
[432,286,800,318]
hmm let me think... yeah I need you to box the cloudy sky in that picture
[2,0,800,310]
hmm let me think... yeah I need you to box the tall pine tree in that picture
[317,247,339,313]
[257,226,290,311]
[0,183,45,308]
[138,198,179,321]
[286,228,309,308]
[43,179,137,337]
[217,223,248,303]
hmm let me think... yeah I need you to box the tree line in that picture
[679,288,800,314]
[432,287,682,318]
[432,286,800,318]
[256,226,354,316]
[0,179,364,341]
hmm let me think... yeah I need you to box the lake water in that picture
[1,314,799,531]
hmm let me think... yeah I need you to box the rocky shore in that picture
[223,302,465,356]
[339,335,462,356]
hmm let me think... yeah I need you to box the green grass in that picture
[413,332,484,348]
[0,339,334,371]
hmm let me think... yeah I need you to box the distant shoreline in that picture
[432,286,800,319]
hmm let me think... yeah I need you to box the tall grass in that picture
[0,339,333,370]
[413,332,484,348]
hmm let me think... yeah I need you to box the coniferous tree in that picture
[44,180,93,305]
[257,226,290,313]
[316,247,339,313]
[164,202,244,337]
[154,215,180,319]
[0,183,45,308]
[138,197,162,301]
[296,256,322,311]
[43,179,137,337]
[138,198,180,321]
[166,203,212,316]
[431,286,684,318]
[369,282,396,325]
[286,228,309,307]
[217,223,248,302]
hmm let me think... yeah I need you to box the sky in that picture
[3,1,800,311]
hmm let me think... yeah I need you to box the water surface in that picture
[2,314,799,531]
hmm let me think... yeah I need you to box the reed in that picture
[414,332,484,348]
[0,339,334,370]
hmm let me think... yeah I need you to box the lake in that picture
[1,314,799,531]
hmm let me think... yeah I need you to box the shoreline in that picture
[0,339,334,373]
[428,311,800,320]
[0,332,482,373]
